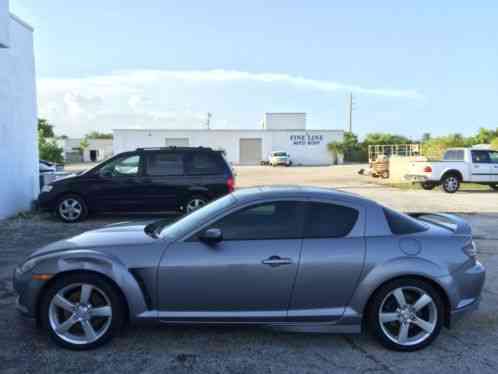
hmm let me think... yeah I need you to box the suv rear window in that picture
[185,152,226,175]
[383,208,427,235]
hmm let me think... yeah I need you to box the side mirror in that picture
[199,228,223,245]
[99,168,113,178]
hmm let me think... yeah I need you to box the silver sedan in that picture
[13,186,485,351]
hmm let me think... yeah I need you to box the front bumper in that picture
[36,192,57,211]
[12,267,46,319]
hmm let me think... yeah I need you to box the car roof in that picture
[232,186,375,207]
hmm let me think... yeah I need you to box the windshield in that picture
[159,194,236,239]
[273,152,288,157]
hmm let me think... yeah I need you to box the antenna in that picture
[346,93,354,133]
[206,112,212,130]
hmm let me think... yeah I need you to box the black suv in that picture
[38,147,235,222]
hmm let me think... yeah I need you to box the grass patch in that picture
[385,182,492,191]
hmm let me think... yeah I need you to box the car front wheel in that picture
[40,273,125,350]
[56,195,88,222]
[368,278,444,351]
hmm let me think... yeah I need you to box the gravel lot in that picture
[1,165,498,373]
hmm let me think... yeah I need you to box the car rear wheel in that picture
[185,195,208,214]
[367,278,444,351]
[56,195,88,223]
[490,184,498,191]
[441,175,460,193]
[40,273,125,350]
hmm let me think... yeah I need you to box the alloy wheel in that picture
[59,198,83,221]
[48,283,113,345]
[444,177,459,192]
[186,198,206,213]
[378,286,437,347]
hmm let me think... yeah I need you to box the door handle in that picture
[262,256,293,267]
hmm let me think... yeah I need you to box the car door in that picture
[288,200,366,322]
[141,151,187,211]
[471,150,493,182]
[157,200,305,322]
[88,153,144,211]
[488,151,498,182]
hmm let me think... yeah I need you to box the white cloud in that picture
[37,69,422,137]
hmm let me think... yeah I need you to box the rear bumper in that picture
[404,174,429,182]
[446,260,486,327]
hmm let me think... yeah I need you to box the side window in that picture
[471,150,491,164]
[205,201,304,240]
[489,151,498,164]
[185,152,224,175]
[304,202,359,238]
[146,152,184,176]
[455,150,464,160]
[100,154,140,176]
[443,150,455,161]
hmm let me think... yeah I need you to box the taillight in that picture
[463,240,477,259]
[423,166,432,173]
[227,176,235,192]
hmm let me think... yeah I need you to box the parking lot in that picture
[1,165,498,373]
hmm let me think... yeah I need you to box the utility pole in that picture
[206,112,212,130]
[346,92,353,133]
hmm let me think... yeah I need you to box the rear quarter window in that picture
[185,152,226,175]
[304,202,359,238]
[383,208,427,235]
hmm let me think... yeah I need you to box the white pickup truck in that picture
[405,148,498,193]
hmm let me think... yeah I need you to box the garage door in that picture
[239,138,262,164]
[165,138,189,147]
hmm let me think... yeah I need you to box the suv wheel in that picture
[40,273,125,350]
[368,278,444,351]
[441,175,460,193]
[185,196,208,213]
[56,195,88,222]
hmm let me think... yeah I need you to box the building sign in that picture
[290,134,323,146]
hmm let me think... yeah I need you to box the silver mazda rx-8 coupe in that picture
[13,187,485,351]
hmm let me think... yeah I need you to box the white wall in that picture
[113,129,343,166]
[0,15,38,219]
[0,0,9,47]
[263,113,306,130]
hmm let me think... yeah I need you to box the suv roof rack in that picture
[136,146,214,152]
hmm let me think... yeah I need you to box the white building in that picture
[0,0,38,219]
[114,113,344,165]
[56,138,114,163]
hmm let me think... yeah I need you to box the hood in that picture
[29,222,158,259]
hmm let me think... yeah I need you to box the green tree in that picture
[491,138,498,151]
[38,118,55,138]
[85,131,113,139]
[79,138,90,153]
[38,129,64,163]
[422,133,467,160]
[327,132,366,162]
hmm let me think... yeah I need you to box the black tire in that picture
[420,182,436,190]
[367,278,444,351]
[40,273,126,350]
[441,174,461,193]
[184,195,208,214]
[55,194,88,223]
[490,184,498,191]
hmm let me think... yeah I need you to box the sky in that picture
[10,0,498,139]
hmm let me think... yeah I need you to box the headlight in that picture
[17,258,39,275]
[41,184,53,193]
